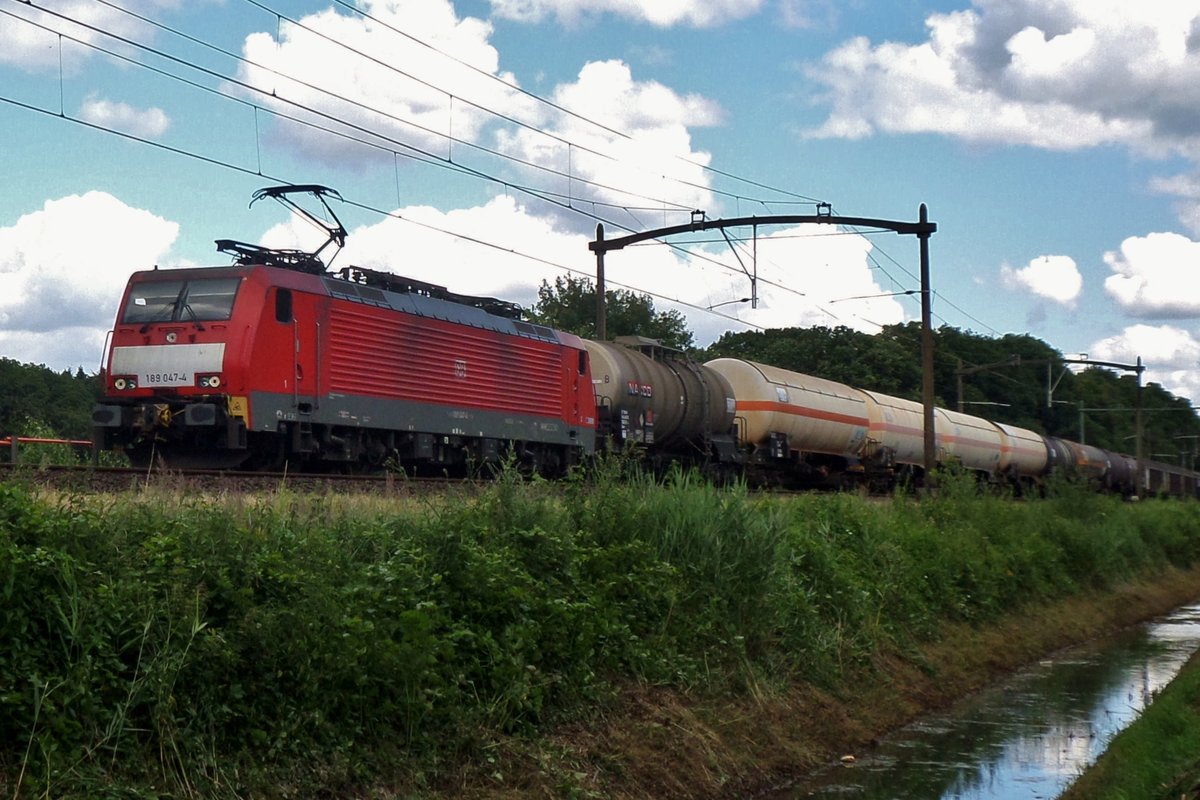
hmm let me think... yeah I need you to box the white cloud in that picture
[0,192,179,369]
[231,1,727,232]
[259,196,905,345]
[236,0,534,169]
[488,0,764,28]
[78,97,170,138]
[779,0,839,31]
[1090,323,1200,403]
[496,59,723,220]
[0,0,182,73]
[1000,255,1082,307]
[1150,172,1200,236]
[803,1,1200,158]
[1103,232,1200,317]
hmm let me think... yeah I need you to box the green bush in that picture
[0,475,1197,797]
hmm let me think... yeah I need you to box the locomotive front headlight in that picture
[197,374,222,389]
[114,378,126,390]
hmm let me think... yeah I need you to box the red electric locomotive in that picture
[92,186,596,473]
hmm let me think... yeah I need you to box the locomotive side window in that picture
[578,350,587,375]
[120,277,241,324]
[275,288,293,323]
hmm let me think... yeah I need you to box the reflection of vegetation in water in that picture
[799,624,1192,799]
[1061,644,1200,799]
[1,468,1199,798]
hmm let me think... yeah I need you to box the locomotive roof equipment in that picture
[216,184,347,274]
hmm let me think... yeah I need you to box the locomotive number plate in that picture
[143,371,191,386]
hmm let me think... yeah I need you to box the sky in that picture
[3,0,1200,409]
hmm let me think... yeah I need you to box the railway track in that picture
[0,462,462,495]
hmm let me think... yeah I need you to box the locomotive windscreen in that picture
[121,277,242,324]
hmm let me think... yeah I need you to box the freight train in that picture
[91,186,1197,498]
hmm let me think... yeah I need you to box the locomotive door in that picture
[276,287,317,413]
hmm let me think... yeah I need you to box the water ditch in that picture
[774,601,1200,799]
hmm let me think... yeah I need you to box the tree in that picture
[0,358,102,439]
[526,276,694,350]
[701,325,919,396]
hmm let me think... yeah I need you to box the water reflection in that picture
[783,603,1200,800]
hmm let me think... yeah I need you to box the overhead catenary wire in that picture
[12,0,844,308]
[7,1,839,316]
[5,0,996,339]
[88,0,810,217]
[0,90,765,334]
[316,0,827,208]
[26,0,700,216]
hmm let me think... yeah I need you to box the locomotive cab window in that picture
[275,288,293,323]
[121,277,241,324]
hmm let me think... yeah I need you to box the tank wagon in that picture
[701,357,1186,497]
[705,358,871,486]
[584,337,737,467]
[705,359,1039,488]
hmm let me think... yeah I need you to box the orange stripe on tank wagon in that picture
[871,422,1004,453]
[736,400,868,428]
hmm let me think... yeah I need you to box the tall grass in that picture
[1,470,1198,797]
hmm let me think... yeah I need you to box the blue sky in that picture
[3,0,1200,405]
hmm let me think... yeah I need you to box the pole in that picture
[956,357,963,413]
[594,223,606,341]
[919,204,936,485]
[1079,399,1085,446]
[1135,356,1145,497]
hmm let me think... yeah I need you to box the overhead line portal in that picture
[589,205,940,482]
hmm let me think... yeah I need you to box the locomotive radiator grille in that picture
[327,304,566,417]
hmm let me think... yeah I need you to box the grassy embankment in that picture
[1,466,1199,798]
[1061,648,1200,800]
